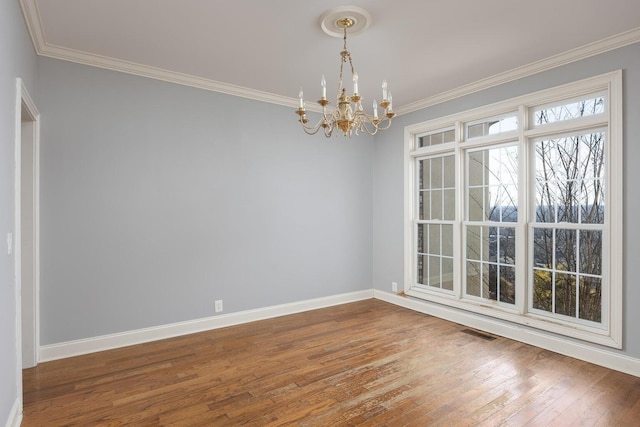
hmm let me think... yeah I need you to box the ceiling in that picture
[20,0,640,114]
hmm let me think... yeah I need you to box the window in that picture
[465,145,518,306]
[404,72,622,347]
[416,153,455,292]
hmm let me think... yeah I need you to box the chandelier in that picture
[295,14,394,138]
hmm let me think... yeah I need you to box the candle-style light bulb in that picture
[382,80,388,101]
[353,72,359,94]
[321,75,326,98]
[373,99,378,119]
[388,91,393,110]
[298,87,304,109]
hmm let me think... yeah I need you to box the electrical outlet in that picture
[392,282,398,293]
[214,300,223,313]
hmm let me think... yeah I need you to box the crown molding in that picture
[41,43,308,108]
[19,0,44,53]
[19,0,640,116]
[18,0,327,113]
[395,26,640,116]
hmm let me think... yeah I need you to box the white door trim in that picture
[14,78,40,408]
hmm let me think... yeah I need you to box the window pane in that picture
[466,261,482,297]
[419,159,429,189]
[467,146,518,223]
[417,254,427,285]
[581,180,604,224]
[443,189,455,221]
[555,229,576,272]
[486,264,497,300]
[533,268,552,312]
[468,151,485,187]
[580,133,605,180]
[429,225,440,254]
[431,158,443,188]
[417,224,426,254]
[535,132,605,225]
[580,230,602,276]
[443,129,455,144]
[431,189,443,220]
[468,187,485,221]
[429,255,440,286]
[466,114,518,139]
[555,273,577,317]
[443,155,455,188]
[467,123,485,139]
[579,277,602,322]
[499,227,516,265]
[481,227,491,262]
[467,226,491,262]
[418,128,455,148]
[466,226,481,261]
[533,96,605,126]
[442,225,453,257]
[533,227,554,268]
[442,258,454,291]
[502,185,518,222]
[500,266,516,304]
[488,185,502,221]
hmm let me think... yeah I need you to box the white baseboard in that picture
[374,290,640,377]
[4,398,21,427]
[38,288,640,378]
[39,290,374,362]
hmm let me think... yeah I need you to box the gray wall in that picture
[373,42,640,358]
[37,58,374,344]
[0,0,38,422]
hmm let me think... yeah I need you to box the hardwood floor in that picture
[22,299,640,426]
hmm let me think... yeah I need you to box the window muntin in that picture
[405,72,621,347]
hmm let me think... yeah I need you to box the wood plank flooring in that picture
[22,299,640,426]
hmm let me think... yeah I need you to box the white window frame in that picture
[403,71,623,348]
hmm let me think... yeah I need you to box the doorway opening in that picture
[16,78,40,375]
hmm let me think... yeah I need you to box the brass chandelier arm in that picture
[296,108,338,136]
[352,112,393,136]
